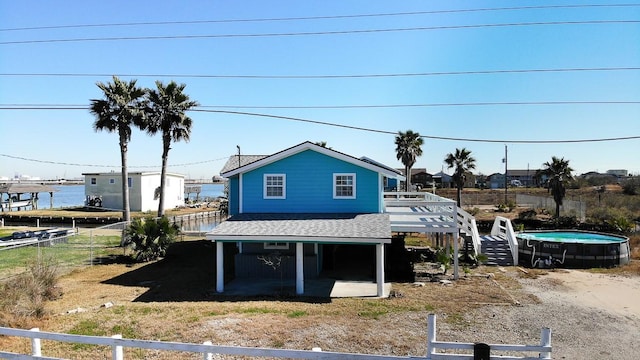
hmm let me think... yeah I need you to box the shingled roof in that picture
[207,213,391,243]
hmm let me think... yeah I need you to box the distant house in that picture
[390,168,432,190]
[487,173,505,189]
[207,141,407,297]
[82,172,185,212]
[432,171,452,188]
[506,170,542,187]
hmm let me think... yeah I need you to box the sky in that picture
[1,1,639,180]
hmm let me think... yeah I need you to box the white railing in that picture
[490,216,519,266]
[426,314,552,359]
[383,191,455,203]
[0,315,551,359]
[456,207,481,256]
[383,191,458,232]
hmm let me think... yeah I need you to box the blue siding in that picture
[239,150,381,213]
[229,176,240,215]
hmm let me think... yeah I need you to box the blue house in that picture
[207,142,405,297]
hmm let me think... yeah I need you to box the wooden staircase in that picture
[480,235,514,266]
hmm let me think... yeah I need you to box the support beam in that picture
[296,242,304,295]
[376,243,385,297]
[453,232,459,280]
[216,242,224,293]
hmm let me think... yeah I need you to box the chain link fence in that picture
[0,222,128,282]
[516,194,586,220]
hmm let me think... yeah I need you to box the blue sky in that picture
[1,1,639,180]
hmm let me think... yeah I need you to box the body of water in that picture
[16,183,225,209]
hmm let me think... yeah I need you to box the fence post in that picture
[112,334,123,360]
[426,314,436,359]
[203,340,213,360]
[540,327,552,359]
[30,328,42,356]
[90,229,94,266]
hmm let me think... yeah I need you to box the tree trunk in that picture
[405,165,411,191]
[456,186,462,207]
[157,135,170,217]
[119,139,131,223]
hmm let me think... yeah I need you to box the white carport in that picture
[206,213,391,297]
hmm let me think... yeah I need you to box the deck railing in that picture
[456,207,481,256]
[491,216,519,265]
[383,192,457,233]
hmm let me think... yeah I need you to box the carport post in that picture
[216,241,224,292]
[453,232,459,280]
[376,243,385,297]
[296,242,304,295]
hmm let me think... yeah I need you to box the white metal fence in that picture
[0,315,552,360]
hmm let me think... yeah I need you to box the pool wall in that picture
[517,230,630,269]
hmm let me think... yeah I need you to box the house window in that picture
[109,178,115,185]
[264,174,286,199]
[128,177,133,188]
[333,173,356,199]
[264,242,288,250]
[90,178,97,186]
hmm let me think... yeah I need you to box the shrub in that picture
[586,207,634,234]
[547,215,579,229]
[0,257,60,327]
[464,207,480,216]
[518,209,538,220]
[122,216,180,262]
[622,177,640,195]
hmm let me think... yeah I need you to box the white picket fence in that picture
[0,315,551,359]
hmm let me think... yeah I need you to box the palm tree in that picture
[144,81,199,217]
[444,148,476,207]
[394,130,424,191]
[89,76,146,222]
[541,156,574,218]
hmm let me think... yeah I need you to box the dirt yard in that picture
[2,239,639,359]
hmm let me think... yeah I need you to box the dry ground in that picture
[2,239,639,359]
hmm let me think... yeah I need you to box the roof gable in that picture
[221,142,403,179]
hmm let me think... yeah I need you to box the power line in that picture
[192,109,640,143]
[2,20,638,45]
[2,67,639,79]
[0,107,637,143]
[2,100,640,110]
[0,153,229,168]
[2,4,638,32]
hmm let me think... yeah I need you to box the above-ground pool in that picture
[517,230,630,269]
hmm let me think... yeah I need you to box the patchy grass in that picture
[0,232,122,277]
[0,240,636,359]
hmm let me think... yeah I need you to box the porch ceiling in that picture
[206,213,391,244]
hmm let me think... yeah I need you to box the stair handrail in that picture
[490,216,519,265]
[456,207,481,256]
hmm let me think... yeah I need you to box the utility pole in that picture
[236,145,241,169]
[504,145,508,203]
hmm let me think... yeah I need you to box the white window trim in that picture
[264,242,289,250]
[333,173,356,199]
[263,174,286,199]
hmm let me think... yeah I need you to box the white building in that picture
[82,172,185,212]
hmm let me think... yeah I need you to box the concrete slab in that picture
[218,278,391,298]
